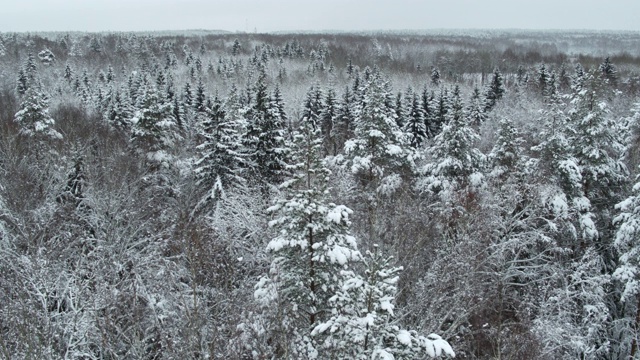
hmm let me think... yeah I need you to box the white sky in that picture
[1,0,639,33]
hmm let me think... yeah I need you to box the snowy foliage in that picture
[345,70,411,194]
[14,87,63,141]
[419,86,485,194]
[130,84,178,164]
[312,247,455,359]
[614,177,640,301]
[254,122,361,357]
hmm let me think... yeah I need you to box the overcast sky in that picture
[1,0,639,33]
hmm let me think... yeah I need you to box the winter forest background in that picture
[2,29,640,359]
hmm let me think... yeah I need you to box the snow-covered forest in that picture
[1,30,640,359]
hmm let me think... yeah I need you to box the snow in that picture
[379,296,395,315]
[551,194,569,218]
[397,330,412,346]
[386,144,402,155]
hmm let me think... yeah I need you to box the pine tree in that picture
[254,122,361,357]
[232,38,241,56]
[183,82,193,107]
[37,48,55,66]
[56,154,86,207]
[572,63,586,93]
[614,173,640,301]
[106,90,130,130]
[24,52,37,82]
[516,65,528,86]
[106,65,115,83]
[395,92,406,129]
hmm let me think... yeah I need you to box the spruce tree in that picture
[538,63,549,96]
[312,246,455,359]
[244,69,287,186]
[599,56,618,85]
[254,122,361,357]
[301,83,323,129]
[420,86,484,194]
[431,67,441,85]
[194,96,245,211]
[14,87,63,142]
[345,71,410,195]
[130,84,177,166]
[405,91,426,149]
[320,87,338,156]
[467,86,487,125]
[484,68,505,111]
[333,87,356,155]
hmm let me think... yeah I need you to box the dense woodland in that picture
[1,30,640,359]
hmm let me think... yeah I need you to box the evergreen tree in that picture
[484,68,505,111]
[568,71,627,211]
[24,52,37,82]
[431,88,450,137]
[467,86,487,125]
[301,83,323,129]
[14,87,63,142]
[538,63,550,96]
[431,67,441,85]
[16,68,28,96]
[37,48,55,66]
[419,86,484,194]
[194,78,207,113]
[345,71,410,195]
[106,90,130,130]
[516,65,528,86]
[320,87,338,156]
[312,246,455,359]
[232,38,241,56]
[333,87,356,155]
[244,70,287,186]
[599,56,618,85]
[422,87,436,138]
[130,85,177,166]
[254,122,361,357]
[56,154,86,208]
[183,82,193,107]
[572,63,586,93]
[489,118,525,180]
[405,91,427,149]
[395,92,406,129]
[194,96,245,211]
[614,172,640,302]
